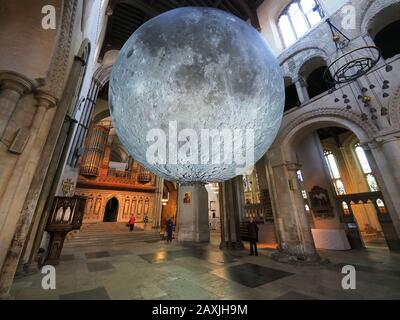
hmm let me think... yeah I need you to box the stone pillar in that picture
[255,157,268,192]
[0,72,35,138]
[177,184,210,243]
[269,161,320,263]
[380,138,400,190]
[152,177,164,229]
[294,78,309,104]
[364,140,400,239]
[255,156,275,220]
[0,92,56,299]
[232,176,245,242]
[219,178,244,249]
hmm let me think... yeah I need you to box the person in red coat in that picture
[129,215,136,231]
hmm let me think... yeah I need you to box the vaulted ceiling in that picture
[100,0,265,59]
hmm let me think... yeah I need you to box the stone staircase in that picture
[64,222,161,248]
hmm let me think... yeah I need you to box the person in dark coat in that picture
[166,218,174,243]
[247,217,259,256]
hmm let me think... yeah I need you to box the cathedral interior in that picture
[1,0,400,301]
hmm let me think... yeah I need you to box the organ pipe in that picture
[79,125,109,176]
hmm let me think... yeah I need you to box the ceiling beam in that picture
[213,0,223,7]
[123,0,160,17]
[231,0,261,31]
[222,0,243,18]
[113,10,144,25]
[118,3,148,19]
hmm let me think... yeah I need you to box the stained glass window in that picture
[278,0,324,48]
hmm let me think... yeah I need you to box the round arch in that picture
[92,109,111,124]
[103,197,119,222]
[275,109,376,163]
[77,38,91,63]
[360,0,400,36]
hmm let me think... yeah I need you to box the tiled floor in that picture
[10,233,400,300]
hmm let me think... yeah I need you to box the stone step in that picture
[64,238,160,248]
[69,233,159,241]
[65,222,161,248]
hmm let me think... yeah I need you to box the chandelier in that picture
[324,19,393,121]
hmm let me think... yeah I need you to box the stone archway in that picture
[103,197,119,222]
[360,0,400,37]
[266,111,376,262]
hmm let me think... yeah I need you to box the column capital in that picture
[0,71,35,95]
[34,91,57,109]
[294,77,307,87]
[285,162,302,172]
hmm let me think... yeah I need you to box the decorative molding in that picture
[34,91,57,109]
[360,0,400,35]
[276,107,378,146]
[0,71,36,95]
[93,64,113,87]
[389,84,400,129]
[42,0,79,100]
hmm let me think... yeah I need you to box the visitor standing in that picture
[166,218,174,243]
[247,217,259,256]
[129,215,136,231]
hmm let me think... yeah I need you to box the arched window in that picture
[374,20,400,59]
[299,57,334,98]
[342,201,350,215]
[354,144,379,192]
[296,170,311,214]
[284,77,301,111]
[324,151,346,195]
[376,198,387,214]
[278,0,324,48]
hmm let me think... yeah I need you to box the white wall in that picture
[205,185,220,230]
[296,132,343,229]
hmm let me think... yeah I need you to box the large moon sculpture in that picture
[109,7,284,183]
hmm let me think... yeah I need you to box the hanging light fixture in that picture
[324,19,382,85]
[324,19,393,122]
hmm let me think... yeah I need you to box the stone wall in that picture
[76,188,156,225]
[255,0,400,258]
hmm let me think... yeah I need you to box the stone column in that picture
[255,156,274,220]
[0,92,56,299]
[219,179,244,249]
[269,161,320,263]
[177,184,210,243]
[364,140,400,239]
[294,78,309,104]
[380,137,400,190]
[152,176,164,229]
[0,72,35,138]
[232,176,245,245]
